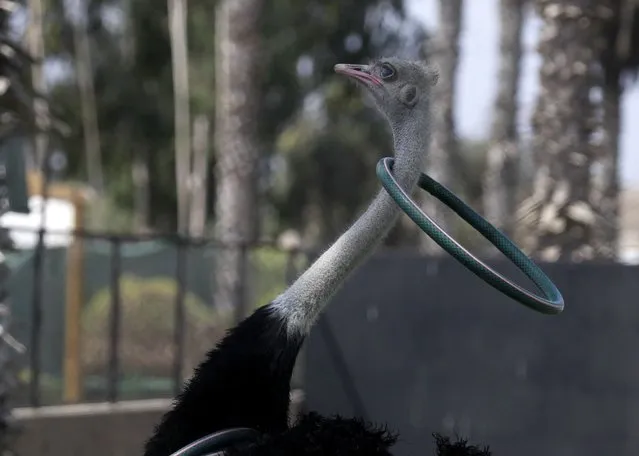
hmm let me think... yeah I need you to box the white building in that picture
[0,196,75,249]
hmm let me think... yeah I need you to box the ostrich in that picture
[143,58,490,456]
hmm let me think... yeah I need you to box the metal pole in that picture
[107,239,122,403]
[28,230,44,407]
[172,239,187,396]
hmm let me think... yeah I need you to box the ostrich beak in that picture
[334,63,383,87]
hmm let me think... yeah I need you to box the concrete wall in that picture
[12,392,305,456]
[13,400,169,456]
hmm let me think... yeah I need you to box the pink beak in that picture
[334,63,383,87]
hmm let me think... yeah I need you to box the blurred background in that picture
[1,0,638,455]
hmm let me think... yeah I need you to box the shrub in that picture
[82,275,233,379]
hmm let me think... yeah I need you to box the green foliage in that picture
[271,81,393,244]
[82,274,232,377]
[40,0,428,238]
[249,246,308,307]
[45,0,190,229]
[15,369,177,404]
[1,1,44,139]
[260,1,429,244]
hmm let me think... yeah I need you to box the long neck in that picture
[143,113,430,456]
[275,115,430,335]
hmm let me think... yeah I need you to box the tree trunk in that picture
[483,0,525,240]
[168,0,191,234]
[523,1,613,261]
[189,115,209,238]
[70,0,104,194]
[419,0,463,254]
[26,0,48,168]
[589,0,629,260]
[132,147,151,232]
[118,2,149,232]
[213,0,263,316]
[593,79,621,259]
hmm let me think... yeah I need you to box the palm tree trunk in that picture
[524,1,613,261]
[168,0,191,234]
[419,0,463,254]
[594,78,621,259]
[483,0,525,239]
[589,0,635,260]
[213,0,263,316]
[70,0,103,194]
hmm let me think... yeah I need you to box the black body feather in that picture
[144,304,303,456]
[143,302,490,456]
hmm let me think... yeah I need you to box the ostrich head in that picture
[334,57,438,132]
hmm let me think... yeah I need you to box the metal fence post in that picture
[28,226,44,408]
[107,239,122,403]
[172,238,187,396]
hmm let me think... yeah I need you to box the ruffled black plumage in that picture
[433,433,492,456]
[228,412,397,456]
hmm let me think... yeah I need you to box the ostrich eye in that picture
[380,63,395,79]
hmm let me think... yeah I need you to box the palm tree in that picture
[593,0,639,259]
[419,0,464,254]
[213,0,264,316]
[483,0,526,239]
[520,1,613,261]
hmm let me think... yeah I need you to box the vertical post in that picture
[284,248,300,286]
[63,193,85,403]
[28,233,44,407]
[107,239,121,403]
[27,128,53,407]
[172,239,187,396]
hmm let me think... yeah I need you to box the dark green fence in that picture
[4,228,305,407]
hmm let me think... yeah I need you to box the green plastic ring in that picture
[377,157,564,315]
